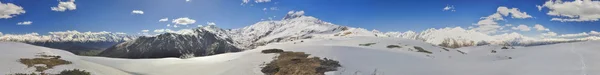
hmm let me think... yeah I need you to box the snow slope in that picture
[2,36,597,75]
[0,42,129,75]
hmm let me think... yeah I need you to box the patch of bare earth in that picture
[261,49,341,75]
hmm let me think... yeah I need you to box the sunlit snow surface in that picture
[2,36,600,75]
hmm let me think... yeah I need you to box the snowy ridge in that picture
[220,11,599,48]
[227,11,349,48]
[0,30,136,43]
[384,27,599,47]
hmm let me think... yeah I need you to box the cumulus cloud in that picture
[443,5,455,12]
[159,18,168,22]
[172,17,196,25]
[542,31,558,36]
[186,0,191,2]
[540,0,600,22]
[0,1,25,19]
[511,24,531,31]
[497,7,532,19]
[591,31,600,35]
[131,10,144,14]
[471,6,532,34]
[17,21,32,25]
[51,0,76,12]
[533,24,550,31]
[536,5,543,11]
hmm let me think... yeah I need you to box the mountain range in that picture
[2,11,599,58]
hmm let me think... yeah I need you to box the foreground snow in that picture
[0,42,129,75]
[2,36,600,75]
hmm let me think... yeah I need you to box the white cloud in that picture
[197,25,203,27]
[262,8,267,11]
[255,0,271,3]
[242,0,272,4]
[17,21,32,25]
[0,1,25,19]
[443,5,455,12]
[497,7,532,19]
[174,25,179,28]
[167,24,171,27]
[141,30,149,32]
[186,0,191,2]
[533,24,550,31]
[154,29,165,33]
[558,32,589,38]
[207,22,216,26]
[242,0,250,4]
[471,6,532,34]
[511,24,531,31]
[590,31,600,35]
[542,31,558,36]
[269,7,278,10]
[505,24,513,26]
[131,10,144,14]
[51,0,76,12]
[172,17,196,25]
[536,5,543,11]
[159,18,168,22]
[541,0,600,22]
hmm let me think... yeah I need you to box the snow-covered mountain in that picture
[227,11,349,49]
[384,27,599,48]
[100,26,241,58]
[0,30,135,43]
[0,31,137,55]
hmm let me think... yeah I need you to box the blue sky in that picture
[1,0,599,37]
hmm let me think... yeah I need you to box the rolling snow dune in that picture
[2,36,600,75]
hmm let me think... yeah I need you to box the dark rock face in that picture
[99,29,241,59]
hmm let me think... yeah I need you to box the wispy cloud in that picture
[172,17,196,25]
[442,5,455,12]
[132,10,144,14]
[17,21,32,25]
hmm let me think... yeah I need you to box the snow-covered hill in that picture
[3,36,600,75]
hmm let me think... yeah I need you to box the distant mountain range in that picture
[0,31,136,55]
[2,11,599,58]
